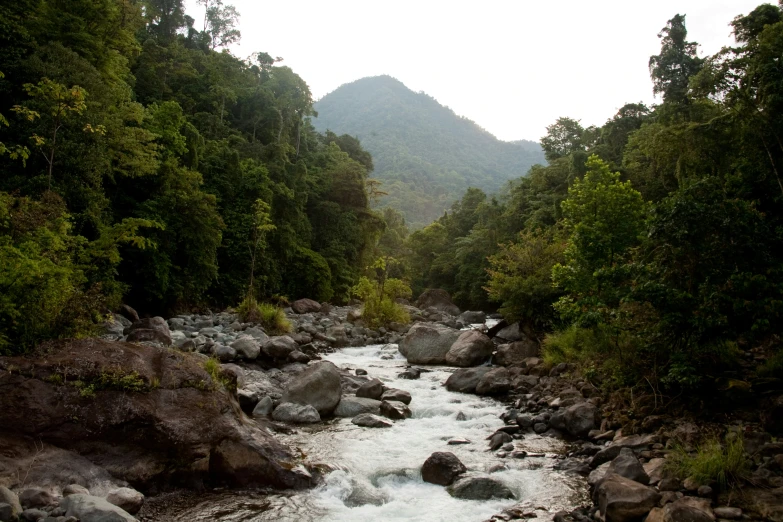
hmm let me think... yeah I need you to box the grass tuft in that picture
[666,433,750,490]
[237,295,291,335]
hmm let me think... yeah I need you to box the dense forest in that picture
[0,0,385,352]
[313,76,545,228]
[403,5,783,391]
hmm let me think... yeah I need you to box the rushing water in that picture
[168,342,586,522]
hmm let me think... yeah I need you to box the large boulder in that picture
[380,400,412,420]
[106,487,144,515]
[476,367,511,395]
[281,361,342,415]
[445,367,491,393]
[494,340,539,366]
[421,452,467,486]
[399,323,462,365]
[0,339,307,490]
[262,336,298,360]
[0,487,21,520]
[333,397,382,417]
[416,289,461,316]
[125,317,172,346]
[380,388,411,405]
[446,475,515,500]
[230,337,260,360]
[563,402,597,437]
[291,299,322,314]
[271,403,320,423]
[61,494,136,522]
[445,330,494,367]
[594,474,661,522]
[494,322,524,342]
[355,379,384,400]
[458,311,486,324]
[607,448,650,485]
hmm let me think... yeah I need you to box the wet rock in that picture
[607,448,650,485]
[399,323,461,364]
[416,289,460,316]
[19,489,57,509]
[356,378,384,400]
[61,494,136,522]
[594,474,661,522]
[489,431,513,451]
[333,397,382,417]
[446,475,515,500]
[458,311,486,324]
[252,396,274,417]
[563,402,597,437]
[262,336,298,360]
[445,330,494,367]
[271,402,321,423]
[476,367,511,395]
[281,361,342,415]
[380,388,412,405]
[398,368,421,380]
[291,299,321,314]
[106,487,144,515]
[379,400,412,420]
[355,369,368,376]
[351,413,392,428]
[231,336,260,360]
[445,367,491,393]
[421,452,467,486]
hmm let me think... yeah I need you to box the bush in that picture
[237,295,291,335]
[666,434,749,490]
[351,276,411,328]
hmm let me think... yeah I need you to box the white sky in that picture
[186,0,766,142]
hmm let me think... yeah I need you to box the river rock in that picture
[489,431,513,451]
[380,400,411,420]
[287,350,310,363]
[272,402,320,423]
[213,344,236,362]
[106,487,144,515]
[0,488,21,520]
[594,473,661,522]
[607,448,650,485]
[563,402,597,437]
[713,506,742,519]
[445,367,491,393]
[458,311,486,324]
[422,452,467,486]
[445,330,494,367]
[659,497,714,522]
[62,485,90,497]
[355,379,384,400]
[380,388,412,405]
[126,316,172,346]
[416,289,461,316]
[61,494,136,522]
[20,508,48,521]
[19,488,57,509]
[281,361,342,415]
[263,336,298,360]
[291,299,321,314]
[399,323,461,364]
[476,367,511,395]
[252,396,274,417]
[351,413,392,428]
[231,336,260,360]
[334,397,382,417]
[447,475,515,500]
[495,340,539,366]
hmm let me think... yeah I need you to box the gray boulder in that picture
[476,367,511,395]
[564,402,597,437]
[62,485,90,497]
[251,396,274,417]
[106,488,144,515]
[445,330,494,367]
[380,400,412,420]
[458,311,487,324]
[447,475,515,500]
[494,340,539,366]
[0,487,21,520]
[351,413,392,428]
[495,322,524,342]
[421,452,467,486]
[594,474,661,522]
[291,298,322,314]
[657,497,714,522]
[416,289,461,316]
[355,379,384,400]
[399,323,461,364]
[61,494,136,522]
[380,388,411,405]
[281,361,342,415]
[230,336,260,360]
[608,448,650,485]
[126,316,172,346]
[213,344,236,362]
[445,367,491,393]
[19,489,57,509]
[263,336,298,360]
[333,397,382,417]
[287,350,310,363]
[271,402,321,423]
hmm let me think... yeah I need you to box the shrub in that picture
[351,275,411,328]
[237,295,291,335]
[666,434,749,490]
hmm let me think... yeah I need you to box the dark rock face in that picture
[494,340,539,366]
[281,361,342,415]
[380,388,412,405]
[445,330,494,367]
[421,452,467,486]
[399,323,461,365]
[563,402,597,437]
[291,298,322,314]
[356,379,384,400]
[594,473,661,522]
[333,397,381,417]
[607,448,650,485]
[0,339,307,490]
[445,367,491,393]
[379,400,412,420]
[476,368,511,395]
[416,289,461,316]
[126,317,172,346]
[458,311,486,324]
[446,475,515,500]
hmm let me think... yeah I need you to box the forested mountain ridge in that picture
[312,75,545,227]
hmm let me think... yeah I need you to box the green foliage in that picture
[666,435,750,490]
[236,295,291,335]
[203,357,235,391]
[352,258,412,328]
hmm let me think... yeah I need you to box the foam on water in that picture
[267,343,586,522]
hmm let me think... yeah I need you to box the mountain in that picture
[312,76,545,228]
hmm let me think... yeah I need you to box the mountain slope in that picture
[312,75,545,227]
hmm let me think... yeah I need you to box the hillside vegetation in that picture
[313,76,545,227]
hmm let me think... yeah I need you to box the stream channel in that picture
[174,341,587,521]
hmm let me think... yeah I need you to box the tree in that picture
[649,14,703,106]
[540,117,585,162]
[198,0,241,50]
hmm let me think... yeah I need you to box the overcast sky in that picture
[186,0,765,142]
